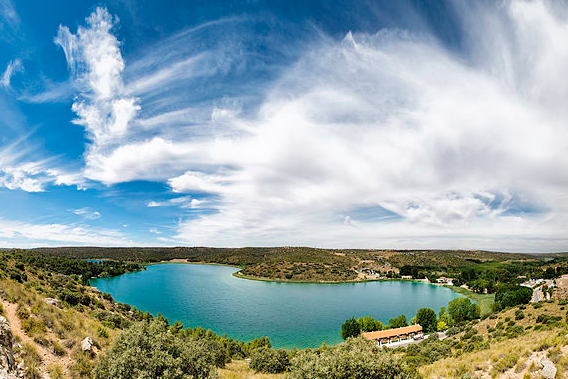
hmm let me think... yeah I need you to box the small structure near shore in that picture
[436,277,454,285]
[361,324,423,346]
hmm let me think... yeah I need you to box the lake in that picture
[91,263,461,348]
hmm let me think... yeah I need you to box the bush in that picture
[249,348,290,373]
[515,310,525,320]
[446,327,461,336]
[93,320,218,379]
[340,317,361,339]
[97,327,109,338]
[288,338,418,379]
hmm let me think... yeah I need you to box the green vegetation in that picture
[415,308,437,333]
[287,337,419,379]
[3,247,568,379]
[493,285,532,311]
[446,286,495,316]
[340,317,361,340]
[249,348,290,374]
[93,319,220,379]
[447,298,480,324]
[26,246,563,284]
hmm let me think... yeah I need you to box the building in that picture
[436,277,454,285]
[401,275,413,280]
[361,324,423,346]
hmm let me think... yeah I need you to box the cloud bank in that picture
[59,1,568,251]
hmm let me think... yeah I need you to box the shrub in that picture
[97,326,109,338]
[249,348,290,373]
[288,338,418,379]
[16,305,29,320]
[51,340,66,357]
[446,327,461,336]
[515,310,525,320]
[93,320,218,379]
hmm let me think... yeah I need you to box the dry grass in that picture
[0,273,122,378]
[419,300,568,378]
[219,360,284,379]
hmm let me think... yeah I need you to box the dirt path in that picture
[1,298,72,378]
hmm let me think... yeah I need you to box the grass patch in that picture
[448,286,495,316]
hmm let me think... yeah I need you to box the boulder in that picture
[541,359,557,379]
[81,337,94,354]
[0,316,17,379]
[44,298,62,309]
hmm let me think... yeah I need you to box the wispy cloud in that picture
[0,138,83,192]
[72,207,101,220]
[147,196,202,208]
[0,217,133,247]
[57,2,568,251]
[55,7,140,179]
[1,58,23,88]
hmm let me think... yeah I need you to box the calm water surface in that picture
[91,263,460,348]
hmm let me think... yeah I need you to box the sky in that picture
[0,0,567,252]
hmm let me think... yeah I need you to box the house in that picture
[361,324,423,346]
[401,275,413,280]
[436,277,454,285]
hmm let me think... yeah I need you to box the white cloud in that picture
[0,140,83,192]
[0,0,19,30]
[149,228,161,234]
[55,7,140,180]
[147,196,203,209]
[1,58,23,88]
[59,2,568,251]
[0,217,133,247]
[72,207,101,220]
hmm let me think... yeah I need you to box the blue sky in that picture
[0,0,567,251]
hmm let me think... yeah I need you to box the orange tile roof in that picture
[361,324,422,340]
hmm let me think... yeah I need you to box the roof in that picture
[361,324,422,340]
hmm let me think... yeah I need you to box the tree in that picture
[361,316,377,332]
[388,315,408,329]
[494,285,532,310]
[447,298,480,324]
[415,308,437,333]
[374,320,384,331]
[340,318,361,339]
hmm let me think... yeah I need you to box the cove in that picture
[91,263,461,348]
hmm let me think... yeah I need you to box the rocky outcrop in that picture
[0,316,17,379]
[44,298,62,309]
[541,359,557,379]
[81,337,94,354]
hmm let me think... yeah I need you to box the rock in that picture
[81,337,94,354]
[44,298,62,309]
[541,359,557,379]
[0,316,17,379]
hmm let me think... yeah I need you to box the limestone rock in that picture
[81,337,94,354]
[0,316,17,379]
[541,359,557,379]
[44,298,62,309]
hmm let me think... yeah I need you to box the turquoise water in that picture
[91,263,461,348]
